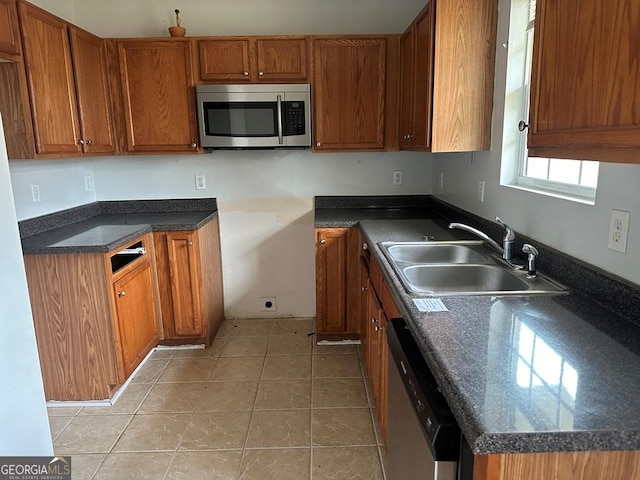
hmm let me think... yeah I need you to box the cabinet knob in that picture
[77,139,85,145]
[375,325,381,332]
[191,142,197,148]
[362,242,368,251]
[370,318,376,324]
[316,142,321,147]
[361,286,367,292]
[118,290,126,297]
[319,239,326,244]
[186,240,193,246]
[259,71,264,76]
[243,71,249,76]
[518,120,529,132]
[86,139,93,145]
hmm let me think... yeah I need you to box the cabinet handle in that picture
[77,139,85,145]
[191,142,197,148]
[518,120,529,132]
[86,139,93,145]
[319,239,326,244]
[316,142,321,147]
[259,71,264,76]
[375,325,381,332]
[370,318,376,324]
[118,290,126,297]
[186,240,193,246]
[361,286,367,292]
[362,242,368,251]
[243,71,249,76]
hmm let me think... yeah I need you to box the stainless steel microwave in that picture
[196,84,311,149]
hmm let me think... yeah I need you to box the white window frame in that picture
[501,0,599,205]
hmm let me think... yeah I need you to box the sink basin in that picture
[383,241,489,264]
[378,241,569,297]
[402,264,527,294]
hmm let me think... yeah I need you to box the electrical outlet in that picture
[31,184,41,203]
[195,174,206,190]
[608,209,630,253]
[84,175,93,192]
[261,297,277,312]
[478,180,485,202]
[439,171,444,189]
[393,170,403,186]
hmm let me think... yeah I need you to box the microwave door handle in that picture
[276,95,284,145]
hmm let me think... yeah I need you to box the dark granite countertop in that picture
[314,197,640,454]
[20,199,218,254]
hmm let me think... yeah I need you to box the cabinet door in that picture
[315,228,349,335]
[399,26,415,148]
[367,287,382,393]
[376,311,388,443]
[256,38,308,82]
[165,231,203,338]
[0,0,20,56]
[312,38,386,151]
[199,39,251,81]
[69,27,115,154]
[528,0,640,163]
[113,260,160,377]
[411,4,435,150]
[19,2,82,155]
[118,40,199,153]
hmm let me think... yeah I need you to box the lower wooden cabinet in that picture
[24,233,160,401]
[361,252,400,445]
[154,216,224,347]
[315,227,361,340]
[112,254,160,378]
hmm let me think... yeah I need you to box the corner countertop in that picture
[20,199,218,254]
[313,197,640,455]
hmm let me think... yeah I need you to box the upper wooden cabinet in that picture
[197,36,309,83]
[0,0,20,57]
[399,4,434,150]
[312,37,394,152]
[18,2,115,156]
[527,0,640,164]
[399,0,497,152]
[116,39,199,154]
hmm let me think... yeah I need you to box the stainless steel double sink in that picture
[379,241,568,296]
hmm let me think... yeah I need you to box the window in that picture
[501,0,599,204]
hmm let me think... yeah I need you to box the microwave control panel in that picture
[283,102,306,136]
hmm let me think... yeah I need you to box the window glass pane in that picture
[525,157,549,179]
[580,161,599,187]
[548,158,581,184]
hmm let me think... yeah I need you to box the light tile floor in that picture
[48,318,386,480]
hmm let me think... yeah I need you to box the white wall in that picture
[9,151,431,318]
[66,0,426,37]
[0,116,53,455]
[431,0,640,287]
[91,150,432,318]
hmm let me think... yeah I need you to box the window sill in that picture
[502,182,596,206]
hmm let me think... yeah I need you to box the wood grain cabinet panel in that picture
[154,218,225,347]
[399,0,496,152]
[255,38,308,81]
[527,0,640,163]
[312,37,387,151]
[24,233,159,401]
[117,39,199,153]
[18,2,115,156]
[19,2,81,155]
[112,258,160,378]
[197,37,308,83]
[0,0,20,56]
[315,227,361,339]
[68,26,115,154]
[199,39,251,81]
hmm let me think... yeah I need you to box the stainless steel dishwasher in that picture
[387,318,461,480]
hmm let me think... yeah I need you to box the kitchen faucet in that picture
[448,217,523,269]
